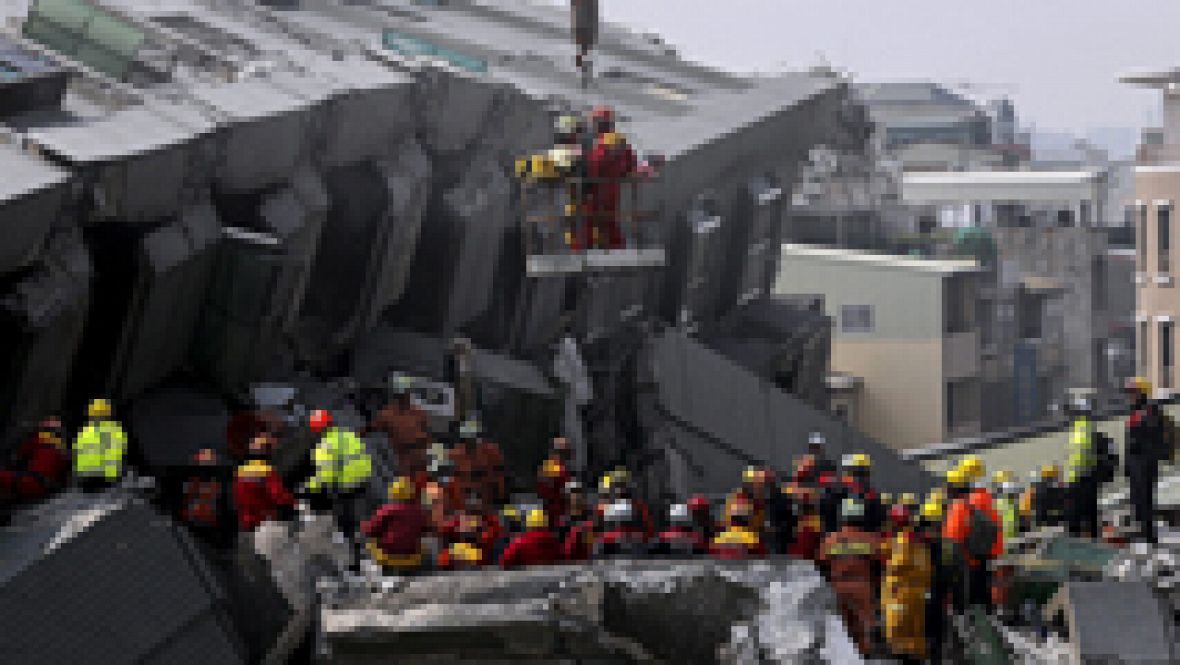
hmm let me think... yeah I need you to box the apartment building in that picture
[775,244,983,450]
[1122,68,1180,397]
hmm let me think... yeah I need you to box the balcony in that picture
[943,331,980,380]
[1136,143,1180,166]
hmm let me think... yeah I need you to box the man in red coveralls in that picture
[709,497,767,560]
[0,417,69,509]
[362,476,430,572]
[818,498,882,656]
[652,503,708,557]
[562,494,601,562]
[440,489,502,557]
[687,495,715,542]
[450,420,506,507]
[366,374,431,490]
[233,434,295,532]
[593,500,650,559]
[500,508,561,568]
[537,437,573,523]
[584,105,636,250]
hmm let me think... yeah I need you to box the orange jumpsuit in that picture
[819,527,881,656]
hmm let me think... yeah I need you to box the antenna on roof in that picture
[570,0,599,89]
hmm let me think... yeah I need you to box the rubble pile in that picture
[1104,540,1180,642]
[317,559,857,664]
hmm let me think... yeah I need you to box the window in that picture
[840,305,874,333]
[1139,205,1149,270]
[1162,321,1173,388]
[1159,205,1172,273]
[1140,321,1150,375]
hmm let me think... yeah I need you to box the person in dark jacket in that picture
[178,448,234,550]
[500,509,560,568]
[1124,377,1164,544]
[0,417,69,510]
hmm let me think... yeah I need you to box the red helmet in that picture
[889,503,911,530]
[687,495,710,515]
[309,409,332,433]
[590,105,614,125]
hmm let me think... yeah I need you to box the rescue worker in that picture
[805,431,837,481]
[992,470,1021,544]
[944,459,1003,610]
[916,499,958,664]
[554,479,589,545]
[821,453,883,533]
[437,514,487,570]
[500,508,560,568]
[562,501,602,562]
[304,409,373,572]
[496,505,523,562]
[449,419,506,507]
[881,501,932,664]
[595,500,650,558]
[1124,376,1164,544]
[233,435,296,532]
[725,467,768,533]
[366,373,431,488]
[818,498,882,656]
[439,489,502,556]
[1065,396,1101,538]
[362,477,429,573]
[651,503,708,557]
[0,417,69,508]
[225,408,283,463]
[536,437,573,523]
[179,448,233,549]
[1032,464,1067,528]
[612,470,655,538]
[686,494,715,542]
[73,399,128,492]
[767,471,797,554]
[787,484,824,560]
[709,496,767,560]
[584,105,636,250]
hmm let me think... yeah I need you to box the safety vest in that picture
[73,420,127,480]
[993,495,1020,543]
[308,428,372,492]
[1066,417,1096,482]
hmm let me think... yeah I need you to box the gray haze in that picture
[547,0,1176,147]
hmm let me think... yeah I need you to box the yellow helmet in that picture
[1040,464,1060,479]
[945,467,967,486]
[502,505,521,522]
[525,508,548,530]
[87,398,113,419]
[880,493,893,505]
[451,542,482,563]
[844,453,871,469]
[612,467,630,483]
[1125,376,1153,396]
[742,466,759,483]
[601,131,624,147]
[542,459,564,479]
[992,470,1012,486]
[388,477,414,501]
[959,456,985,480]
[920,500,944,521]
[899,493,918,507]
[599,474,613,493]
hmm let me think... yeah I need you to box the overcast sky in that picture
[548,0,1177,136]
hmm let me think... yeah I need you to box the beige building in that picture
[1122,69,1180,397]
[775,244,983,450]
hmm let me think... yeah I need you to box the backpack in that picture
[1094,432,1118,484]
[964,506,999,560]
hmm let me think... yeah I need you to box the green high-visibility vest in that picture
[73,420,127,480]
[1066,417,1096,482]
[307,428,372,492]
[994,495,1019,542]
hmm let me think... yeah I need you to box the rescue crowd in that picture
[0,376,1173,663]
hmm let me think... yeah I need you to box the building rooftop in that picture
[905,170,1102,185]
[0,138,69,202]
[1118,67,1180,87]
[781,243,981,274]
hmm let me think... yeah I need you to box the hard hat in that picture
[960,456,985,480]
[611,467,630,483]
[451,541,482,563]
[1124,376,1152,396]
[601,131,624,148]
[605,500,634,524]
[563,479,583,495]
[87,398,113,419]
[728,497,754,518]
[1040,464,1060,479]
[992,470,1013,486]
[1071,395,1093,413]
[541,458,564,479]
[389,372,414,395]
[808,431,826,447]
[843,453,871,469]
[555,114,579,135]
[889,503,911,528]
[899,493,918,507]
[599,474,613,493]
[742,466,759,483]
[459,420,480,439]
[526,508,548,530]
[37,431,64,448]
[309,409,332,433]
[920,500,944,522]
[669,503,690,524]
[945,467,967,486]
[502,505,521,522]
[388,477,414,501]
[840,497,865,521]
[880,493,893,505]
[687,495,710,514]
[590,105,615,125]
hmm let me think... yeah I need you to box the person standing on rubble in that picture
[0,417,69,510]
[991,470,1021,544]
[584,105,636,250]
[449,418,506,507]
[709,496,767,560]
[179,448,233,550]
[943,458,1003,611]
[536,437,573,523]
[916,499,957,664]
[304,409,373,572]
[594,499,651,559]
[880,500,933,664]
[233,434,295,532]
[818,498,882,656]
[73,399,128,492]
[500,508,560,568]
[1065,396,1101,538]
[651,503,708,557]
[362,477,430,573]
[1124,376,1164,544]
[365,373,430,491]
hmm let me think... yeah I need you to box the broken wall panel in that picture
[0,228,91,452]
[0,142,70,275]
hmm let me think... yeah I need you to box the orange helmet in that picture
[309,409,332,433]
